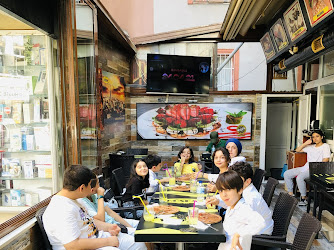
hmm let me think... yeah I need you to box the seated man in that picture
[144,154,169,193]
[43,164,146,250]
[206,131,226,154]
[77,175,139,235]
[206,161,273,235]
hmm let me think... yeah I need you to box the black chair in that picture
[262,177,279,207]
[35,206,52,250]
[109,154,135,191]
[252,192,298,245]
[252,213,322,250]
[112,167,128,196]
[253,168,266,191]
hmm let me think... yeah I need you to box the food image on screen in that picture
[137,103,253,140]
[152,104,221,138]
[225,110,247,124]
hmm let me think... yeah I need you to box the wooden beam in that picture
[132,23,222,45]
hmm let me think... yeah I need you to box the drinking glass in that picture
[159,186,168,205]
[188,207,199,225]
[143,205,155,221]
[206,192,216,209]
[169,173,176,186]
[189,180,197,193]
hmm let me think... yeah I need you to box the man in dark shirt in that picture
[206,131,226,153]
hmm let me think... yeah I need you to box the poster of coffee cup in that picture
[303,0,333,27]
[283,0,307,42]
[270,19,289,52]
[260,32,276,61]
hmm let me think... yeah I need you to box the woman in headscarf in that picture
[225,138,246,167]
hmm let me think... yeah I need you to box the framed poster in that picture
[283,0,307,42]
[260,32,276,61]
[270,19,289,52]
[136,103,253,140]
[303,0,333,27]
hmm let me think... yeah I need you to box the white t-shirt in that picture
[229,156,246,167]
[242,183,273,235]
[147,169,158,192]
[43,195,98,250]
[300,143,331,172]
[219,198,265,250]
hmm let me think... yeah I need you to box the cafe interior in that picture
[0,0,334,249]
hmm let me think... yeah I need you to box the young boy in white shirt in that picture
[144,154,168,192]
[206,162,273,235]
[230,162,273,235]
[216,170,265,250]
[43,165,146,250]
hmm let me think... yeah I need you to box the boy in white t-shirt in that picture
[43,165,146,250]
[144,155,168,193]
[284,130,331,206]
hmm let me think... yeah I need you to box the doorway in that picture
[260,95,301,177]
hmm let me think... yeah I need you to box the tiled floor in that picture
[267,183,334,250]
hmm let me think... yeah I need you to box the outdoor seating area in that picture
[1,1,334,250]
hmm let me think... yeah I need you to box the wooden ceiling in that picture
[0,9,33,30]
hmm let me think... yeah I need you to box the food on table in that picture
[153,205,180,215]
[176,174,193,181]
[225,110,247,124]
[198,213,222,224]
[172,185,191,192]
[152,104,221,138]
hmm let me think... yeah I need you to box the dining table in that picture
[134,179,226,250]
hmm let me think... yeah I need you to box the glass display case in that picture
[0,33,61,223]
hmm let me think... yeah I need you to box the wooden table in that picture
[135,182,226,250]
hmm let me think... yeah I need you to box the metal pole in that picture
[216,42,244,74]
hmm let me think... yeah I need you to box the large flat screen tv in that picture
[146,54,211,95]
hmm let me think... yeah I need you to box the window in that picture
[216,49,239,91]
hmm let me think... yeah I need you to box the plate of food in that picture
[172,185,190,192]
[198,213,222,224]
[153,205,180,215]
[176,174,193,181]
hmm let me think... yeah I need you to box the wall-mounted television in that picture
[146,54,211,95]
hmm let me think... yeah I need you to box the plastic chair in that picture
[252,213,322,250]
[35,206,52,250]
[252,192,298,244]
[253,169,266,191]
[262,177,279,206]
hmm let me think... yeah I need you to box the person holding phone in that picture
[284,130,331,206]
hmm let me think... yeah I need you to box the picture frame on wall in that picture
[260,32,276,61]
[270,18,289,52]
[283,0,307,42]
[303,0,334,27]
[136,103,253,140]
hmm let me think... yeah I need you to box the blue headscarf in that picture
[225,138,242,156]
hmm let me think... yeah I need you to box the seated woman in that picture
[225,138,246,167]
[122,159,150,218]
[193,148,230,192]
[77,175,139,235]
[174,146,201,174]
[284,130,331,206]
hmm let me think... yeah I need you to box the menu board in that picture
[283,0,307,42]
[303,0,333,27]
[270,19,289,52]
[260,32,276,61]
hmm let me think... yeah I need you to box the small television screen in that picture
[146,54,211,95]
